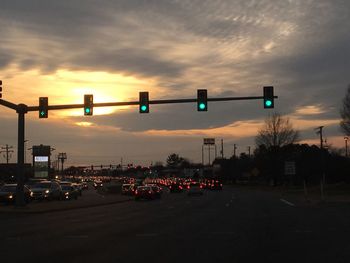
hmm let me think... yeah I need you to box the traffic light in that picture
[84,94,93,116]
[139,92,149,113]
[263,86,274,109]
[39,97,48,118]
[0,80,2,99]
[197,89,207,111]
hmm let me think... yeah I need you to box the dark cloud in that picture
[69,48,185,78]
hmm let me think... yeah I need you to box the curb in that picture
[0,198,133,214]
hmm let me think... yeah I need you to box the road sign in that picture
[204,138,215,145]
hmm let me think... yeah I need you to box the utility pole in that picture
[233,144,237,158]
[248,146,251,157]
[221,139,224,159]
[208,144,211,165]
[315,126,325,201]
[201,145,204,165]
[315,126,324,149]
[1,144,14,163]
[344,137,348,157]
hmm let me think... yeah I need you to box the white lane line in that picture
[225,203,230,207]
[280,198,295,207]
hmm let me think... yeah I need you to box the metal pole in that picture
[221,139,224,159]
[24,140,28,163]
[234,144,237,158]
[345,137,348,157]
[248,146,251,157]
[315,126,325,201]
[202,145,204,165]
[16,104,26,207]
[215,145,217,159]
[208,145,211,165]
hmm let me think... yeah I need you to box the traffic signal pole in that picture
[0,88,278,206]
[24,95,278,112]
[16,104,27,206]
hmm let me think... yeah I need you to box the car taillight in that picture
[148,191,152,194]
[187,185,190,189]
[179,186,183,189]
[135,190,138,194]
[200,185,202,189]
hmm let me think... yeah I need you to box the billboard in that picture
[32,145,51,179]
[203,138,215,145]
[34,156,49,178]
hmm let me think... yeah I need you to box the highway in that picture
[1,186,350,263]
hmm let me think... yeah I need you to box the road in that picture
[1,186,349,263]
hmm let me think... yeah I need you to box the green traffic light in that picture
[265,100,272,107]
[141,105,148,112]
[40,111,45,116]
[85,108,90,113]
[199,103,206,110]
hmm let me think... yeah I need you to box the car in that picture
[169,183,183,193]
[29,181,63,201]
[93,180,103,189]
[71,183,83,196]
[134,186,157,200]
[210,180,223,190]
[82,182,88,190]
[61,185,79,200]
[121,184,132,195]
[0,184,32,204]
[147,184,162,199]
[188,182,204,196]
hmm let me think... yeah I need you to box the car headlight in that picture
[30,191,33,197]
[9,195,13,199]
[65,192,69,195]
[45,190,50,194]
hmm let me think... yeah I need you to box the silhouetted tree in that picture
[166,153,185,168]
[255,112,300,148]
[340,85,350,135]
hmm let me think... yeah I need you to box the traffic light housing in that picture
[0,80,2,99]
[197,89,207,111]
[84,94,93,116]
[139,92,149,113]
[39,97,48,118]
[263,86,274,109]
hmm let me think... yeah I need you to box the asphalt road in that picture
[1,186,349,263]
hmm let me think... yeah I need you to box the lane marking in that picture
[280,199,295,207]
[225,203,230,207]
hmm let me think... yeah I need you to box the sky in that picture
[0,0,349,167]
